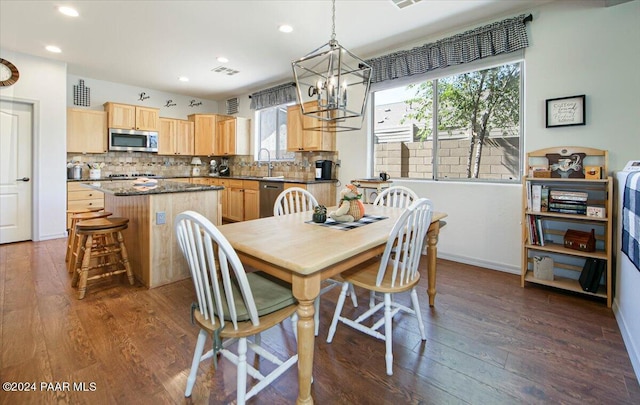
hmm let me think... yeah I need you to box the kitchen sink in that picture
[260,175,285,180]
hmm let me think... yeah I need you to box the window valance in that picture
[366,14,530,84]
[249,82,297,110]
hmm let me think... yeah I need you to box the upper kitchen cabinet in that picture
[104,102,160,131]
[215,117,251,156]
[67,108,108,153]
[158,118,194,156]
[287,101,336,152]
[189,114,219,156]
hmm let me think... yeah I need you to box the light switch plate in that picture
[156,212,166,225]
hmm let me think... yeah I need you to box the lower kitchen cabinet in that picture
[243,180,260,221]
[285,182,336,207]
[67,182,104,229]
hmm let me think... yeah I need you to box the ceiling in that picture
[0,0,555,101]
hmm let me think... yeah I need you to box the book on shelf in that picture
[540,186,549,212]
[531,184,542,212]
[548,207,587,215]
[526,214,545,246]
[549,190,588,201]
[579,258,605,293]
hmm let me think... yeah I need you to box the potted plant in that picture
[312,205,327,223]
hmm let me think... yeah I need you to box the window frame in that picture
[254,102,296,162]
[369,51,524,184]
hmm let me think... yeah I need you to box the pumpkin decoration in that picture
[313,205,327,223]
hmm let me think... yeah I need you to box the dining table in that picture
[217,204,447,404]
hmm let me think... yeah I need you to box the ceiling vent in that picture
[390,0,422,9]
[211,65,240,76]
[226,97,239,115]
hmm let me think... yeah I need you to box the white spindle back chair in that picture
[327,198,434,375]
[175,211,298,404]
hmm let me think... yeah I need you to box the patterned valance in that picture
[249,82,297,110]
[366,14,530,84]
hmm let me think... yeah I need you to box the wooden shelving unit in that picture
[521,147,612,307]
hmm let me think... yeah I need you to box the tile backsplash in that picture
[67,151,339,179]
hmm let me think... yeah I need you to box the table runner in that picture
[305,214,388,231]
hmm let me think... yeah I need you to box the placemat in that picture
[305,215,388,231]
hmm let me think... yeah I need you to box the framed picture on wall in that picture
[545,95,586,128]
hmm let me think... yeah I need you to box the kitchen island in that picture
[83,180,222,288]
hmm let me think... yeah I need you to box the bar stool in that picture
[66,210,113,273]
[71,217,135,299]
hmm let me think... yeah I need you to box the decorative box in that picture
[586,206,605,218]
[564,229,596,252]
[533,170,551,178]
[585,166,602,179]
[533,256,554,280]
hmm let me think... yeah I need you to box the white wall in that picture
[0,49,67,241]
[66,74,218,118]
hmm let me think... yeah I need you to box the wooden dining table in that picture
[217,204,447,404]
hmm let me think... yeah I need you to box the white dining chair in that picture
[371,185,420,306]
[326,198,434,376]
[175,211,298,405]
[373,185,419,208]
[273,187,358,336]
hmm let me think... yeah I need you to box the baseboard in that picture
[438,252,520,275]
[613,300,640,383]
[35,232,67,241]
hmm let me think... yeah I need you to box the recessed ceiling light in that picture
[178,76,189,82]
[279,25,293,33]
[217,56,229,63]
[46,45,62,53]
[58,6,79,17]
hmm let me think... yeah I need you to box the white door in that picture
[0,100,32,243]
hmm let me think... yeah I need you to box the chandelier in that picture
[291,0,372,131]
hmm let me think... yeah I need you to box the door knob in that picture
[16,177,30,182]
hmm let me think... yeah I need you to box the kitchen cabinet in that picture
[67,108,108,153]
[287,101,336,152]
[104,102,159,131]
[189,114,221,156]
[215,117,251,156]
[243,180,260,221]
[158,118,194,156]
[67,182,104,229]
[285,182,336,207]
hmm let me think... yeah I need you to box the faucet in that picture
[258,148,273,177]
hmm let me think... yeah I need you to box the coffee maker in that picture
[208,159,219,177]
[315,160,333,180]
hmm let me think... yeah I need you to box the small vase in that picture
[89,169,101,179]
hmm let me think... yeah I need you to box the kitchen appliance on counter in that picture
[219,158,230,177]
[209,159,219,177]
[315,160,333,180]
[108,128,158,153]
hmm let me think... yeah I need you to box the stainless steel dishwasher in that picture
[259,181,284,218]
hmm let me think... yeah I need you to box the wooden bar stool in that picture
[66,210,113,273]
[71,217,135,299]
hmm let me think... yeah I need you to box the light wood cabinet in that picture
[67,108,108,153]
[104,102,159,131]
[66,182,104,228]
[189,114,220,156]
[216,117,251,156]
[285,182,336,207]
[243,180,260,221]
[227,180,245,222]
[287,101,336,152]
[521,147,612,307]
[159,118,194,156]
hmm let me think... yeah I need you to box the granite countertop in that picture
[81,179,223,196]
[69,176,337,184]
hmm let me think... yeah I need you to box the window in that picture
[372,61,522,182]
[255,104,295,161]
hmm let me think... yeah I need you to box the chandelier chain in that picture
[331,0,336,41]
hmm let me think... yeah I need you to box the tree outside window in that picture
[373,62,522,182]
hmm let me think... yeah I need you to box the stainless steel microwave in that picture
[108,128,158,152]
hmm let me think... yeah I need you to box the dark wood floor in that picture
[1,238,639,404]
